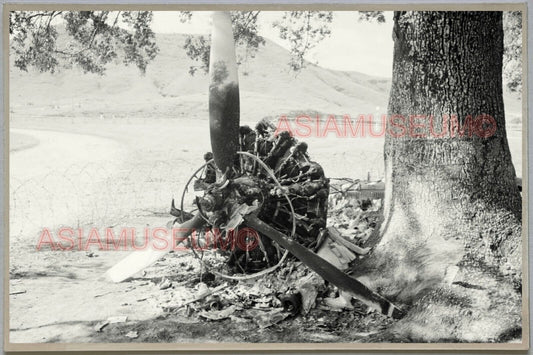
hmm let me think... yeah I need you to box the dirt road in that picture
[8,128,166,343]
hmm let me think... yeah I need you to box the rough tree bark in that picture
[355,12,523,342]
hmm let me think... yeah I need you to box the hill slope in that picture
[10,33,391,123]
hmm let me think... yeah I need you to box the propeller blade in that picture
[209,11,240,174]
[106,213,205,282]
[244,215,405,319]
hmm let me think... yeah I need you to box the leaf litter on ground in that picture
[148,191,392,333]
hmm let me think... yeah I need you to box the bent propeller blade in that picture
[244,215,405,319]
[209,11,240,174]
[106,214,204,283]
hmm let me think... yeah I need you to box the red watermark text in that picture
[36,227,261,252]
[274,113,497,139]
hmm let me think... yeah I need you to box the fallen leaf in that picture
[125,331,138,339]
[252,309,289,329]
[198,305,238,321]
[158,278,172,290]
[322,292,353,311]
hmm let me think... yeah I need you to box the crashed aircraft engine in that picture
[108,11,403,320]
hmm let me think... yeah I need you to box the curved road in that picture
[10,128,127,246]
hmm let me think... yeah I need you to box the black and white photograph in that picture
[4,3,528,351]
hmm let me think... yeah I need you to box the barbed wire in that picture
[9,150,384,245]
[10,159,200,242]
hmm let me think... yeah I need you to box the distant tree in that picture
[9,11,158,74]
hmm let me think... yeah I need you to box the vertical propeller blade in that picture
[209,11,240,175]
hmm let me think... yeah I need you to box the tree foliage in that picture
[10,11,158,74]
[9,9,523,88]
[182,11,332,74]
[183,11,266,75]
[502,11,522,93]
[357,11,386,23]
[272,11,333,71]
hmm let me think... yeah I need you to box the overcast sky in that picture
[151,11,394,78]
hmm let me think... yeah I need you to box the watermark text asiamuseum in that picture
[274,113,497,138]
[36,227,261,252]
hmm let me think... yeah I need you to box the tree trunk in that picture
[355,12,523,342]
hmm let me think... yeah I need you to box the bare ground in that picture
[8,116,390,343]
[7,37,523,342]
[8,115,523,344]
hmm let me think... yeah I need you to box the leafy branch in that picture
[10,11,159,74]
[272,11,333,72]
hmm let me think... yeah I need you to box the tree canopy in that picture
[10,11,158,74]
[9,10,522,93]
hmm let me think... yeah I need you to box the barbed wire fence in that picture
[9,150,384,249]
[322,150,385,182]
[10,159,200,246]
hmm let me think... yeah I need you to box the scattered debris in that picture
[327,227,371,255]
[279,293,301,315]
[94,291,114,298]
[9,290,26,295]
[199,305,238,321]
[195,282,210,298]
[177,283,229,309]
[125,331,138,339]
[158,278,172,290]
[252,308,290,329]
[107,315,128,324]
[94,321,109,332]
[295,273,323,315]
[322,291,355,311]
[316,236,356,271]
[125,190,397,333]
[205,295,223,310]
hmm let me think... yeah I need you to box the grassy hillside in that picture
[10,31,522,124]
[10,33,392,124]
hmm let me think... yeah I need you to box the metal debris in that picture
[94,320,109,332]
